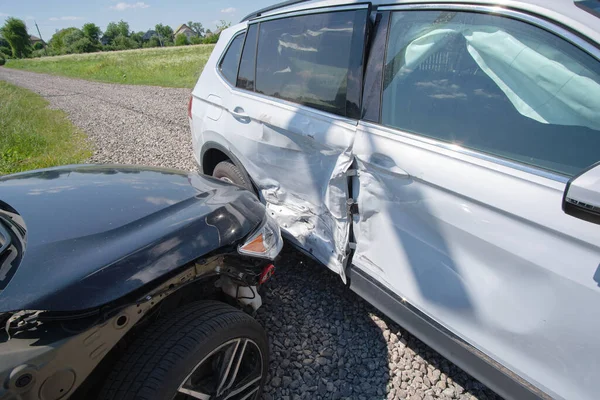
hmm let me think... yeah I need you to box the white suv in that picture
[189,1,600,399]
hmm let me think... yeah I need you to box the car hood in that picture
[0,165,265,312]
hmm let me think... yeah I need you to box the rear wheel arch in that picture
[200,142,258,195]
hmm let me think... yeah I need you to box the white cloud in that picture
[49,16,82,21]
[221,7,236,13]
[110,2,150,11]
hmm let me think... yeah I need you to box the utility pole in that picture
[34,21,48,55]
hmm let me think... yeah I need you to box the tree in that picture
[189,36,202,45]
[49,27,79,54]
[0,18,31,58]
[142,36,161,48]
[111,35,138,50]
[216,20,232,31]
[68,37,96,54]
[82,23,102,42]
[175,33,188,46]
[63,28,84,48]
[104,20,130,44]
[130,31,144,46]
[155,23,173,43]
[187,21,204,37]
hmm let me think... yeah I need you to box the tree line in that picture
[0,17,232,60]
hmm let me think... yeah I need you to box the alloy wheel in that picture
[174,338,264,400]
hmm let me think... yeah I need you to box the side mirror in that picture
[563,162,600,225]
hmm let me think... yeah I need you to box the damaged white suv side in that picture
[189,1,600,399]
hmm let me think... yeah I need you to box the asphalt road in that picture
[0,67,501,400]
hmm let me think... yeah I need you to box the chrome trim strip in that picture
[360,121,570,184]
[249,4,370,23]
[377,3,600,61]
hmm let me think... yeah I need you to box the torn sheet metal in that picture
[203,96,356,281]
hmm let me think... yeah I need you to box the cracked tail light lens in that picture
[238,213,283,260]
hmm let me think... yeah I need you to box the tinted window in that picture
[219,33,245,85]
[237,24,258,91]
[382,11,600,176]
[255,11,364,116]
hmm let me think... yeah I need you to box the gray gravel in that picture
[0,68,501,400]
[0,68,194,171]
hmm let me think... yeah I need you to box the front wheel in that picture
[99,301,269,400]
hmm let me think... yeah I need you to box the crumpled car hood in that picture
[0,165,264,312]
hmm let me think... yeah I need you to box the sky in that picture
[0,0,278,41]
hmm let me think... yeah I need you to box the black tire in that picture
[98,301,269,400]
[212,161,254,192]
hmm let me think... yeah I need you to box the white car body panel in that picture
[191,2,600,399]
[351,121,600,400]
[192,25,354,278]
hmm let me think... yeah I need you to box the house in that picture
[174,24,195,39]
[142,30,158,41]
[29,35,45,46]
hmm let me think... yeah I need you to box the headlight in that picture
[238,213,283,260]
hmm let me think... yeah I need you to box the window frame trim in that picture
[371,3,600,183]
[227,4,370,119]
[216,29,247,86]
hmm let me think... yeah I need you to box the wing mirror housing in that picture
[563,162,600,225]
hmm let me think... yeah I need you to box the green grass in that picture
[5,44,216,88]
[0,81,92,175]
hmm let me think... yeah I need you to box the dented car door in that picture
[350,8,600,400]
[223,6,369,278]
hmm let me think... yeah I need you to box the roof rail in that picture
[240,0,312,22]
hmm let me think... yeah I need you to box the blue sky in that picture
[0,0,277,41]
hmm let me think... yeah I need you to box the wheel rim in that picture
[175,338,264,400]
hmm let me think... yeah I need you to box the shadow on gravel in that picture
[256,246,502,400]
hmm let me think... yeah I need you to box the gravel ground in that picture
[0,68,501,400]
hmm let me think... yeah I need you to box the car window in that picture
[219,33,245,86]
[381,11,600,177]
[237,24,258,91]
[255,10,363,116]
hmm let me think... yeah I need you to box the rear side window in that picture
[237,24,258,91]
[254,10,366,116]
[381,11,600,177]
[219,33,245,85]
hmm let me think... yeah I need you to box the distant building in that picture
[142,30,158,41]
[29,35,45,46]
[174,24,195,39]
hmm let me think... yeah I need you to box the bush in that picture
[0,55,5,66]
[67,37,98,54]
[33,42,44,50]
[189,36,202,45]
[202,34,219,44]
[0,47,10,58]
[31,49,46,58]
[142,37,161,48]
[110,35,139,51]
[175,33,189,46]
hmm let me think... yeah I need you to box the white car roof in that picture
[246,0,600,47]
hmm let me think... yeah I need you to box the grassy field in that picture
[0,81,92,175]
[5,44,216,88]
